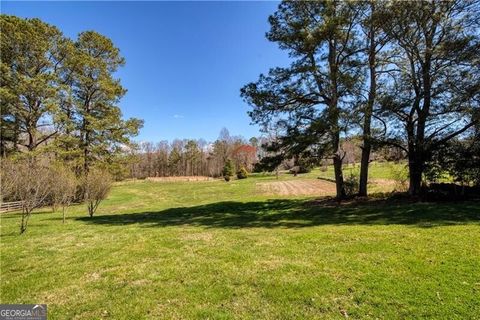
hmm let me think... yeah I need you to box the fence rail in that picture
[0,201,24,213]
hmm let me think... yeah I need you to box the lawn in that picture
[1,173,479,319]
[295,161,404,179]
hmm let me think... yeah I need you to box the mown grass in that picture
[1,173,479,319]
[299,161,406,180]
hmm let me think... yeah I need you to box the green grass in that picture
[308,161,407,180]
[1,173,479,319]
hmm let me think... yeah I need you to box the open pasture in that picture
[1,172,479,319]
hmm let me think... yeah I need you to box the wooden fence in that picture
[0,201,24,213]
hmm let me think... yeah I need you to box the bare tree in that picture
[82,168,112,217]
[2,157,53,233]
[0,158,17,202]
[50,164,78,223]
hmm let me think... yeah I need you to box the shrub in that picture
[389,163,408,192]
[289,166,300,176]
[237,166,248,179]
[289,165,312,175]
[82,168,112,217]
[344,171,359,196]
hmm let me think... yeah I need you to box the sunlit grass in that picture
[1,172,479,319]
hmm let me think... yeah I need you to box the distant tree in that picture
[155,141,171,177]
[185,140,200,176]
[232,144,257,172]
[82,168,112,217]
[218,127,232,143]
[241,1,364,199]
[249,137,259,148]
[222,159,234,182]
[211,140,229,176]
[378,0,480,195]
[168,142,183,176]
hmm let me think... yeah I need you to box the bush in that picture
[237,166,248,179]
[82,168,112,217]
[344,171,359,196]
[389,163,408,192]
[222,159,234,182]
[288,165,311,176]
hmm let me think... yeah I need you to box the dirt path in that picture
[256,179,336,196]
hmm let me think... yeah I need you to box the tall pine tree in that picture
[66,31,143,174]
[241,1,363,198]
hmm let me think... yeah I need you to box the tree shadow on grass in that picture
[76,198,480,229]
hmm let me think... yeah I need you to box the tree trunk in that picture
[326,16,346,200]
[359,143,371,197]
[408,154,423,196]
[88,202,94,217]
[27,130,36,152]
[20,208,30,234]
[333,155,346,199]
[359,3,377,197]
[20,214,26,234]
[83,132,90,174]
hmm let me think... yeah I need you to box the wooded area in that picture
[128,129,259,179]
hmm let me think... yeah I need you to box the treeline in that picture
[241,0,480,198]
[129,128,259,179]
[0,15,143,174]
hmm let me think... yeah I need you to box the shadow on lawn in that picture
[76,198,480,228]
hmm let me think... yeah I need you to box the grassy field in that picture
[1,171,479,319]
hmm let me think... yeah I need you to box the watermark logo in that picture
[0,305,47,320]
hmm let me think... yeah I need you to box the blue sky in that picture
[2,1,290,142]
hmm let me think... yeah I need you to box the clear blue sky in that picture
[2,1,290,142]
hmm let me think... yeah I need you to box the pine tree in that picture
[222,159,234,182]
[241,1,363,199]
[0,15,67,153]
[65,31,143,174]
